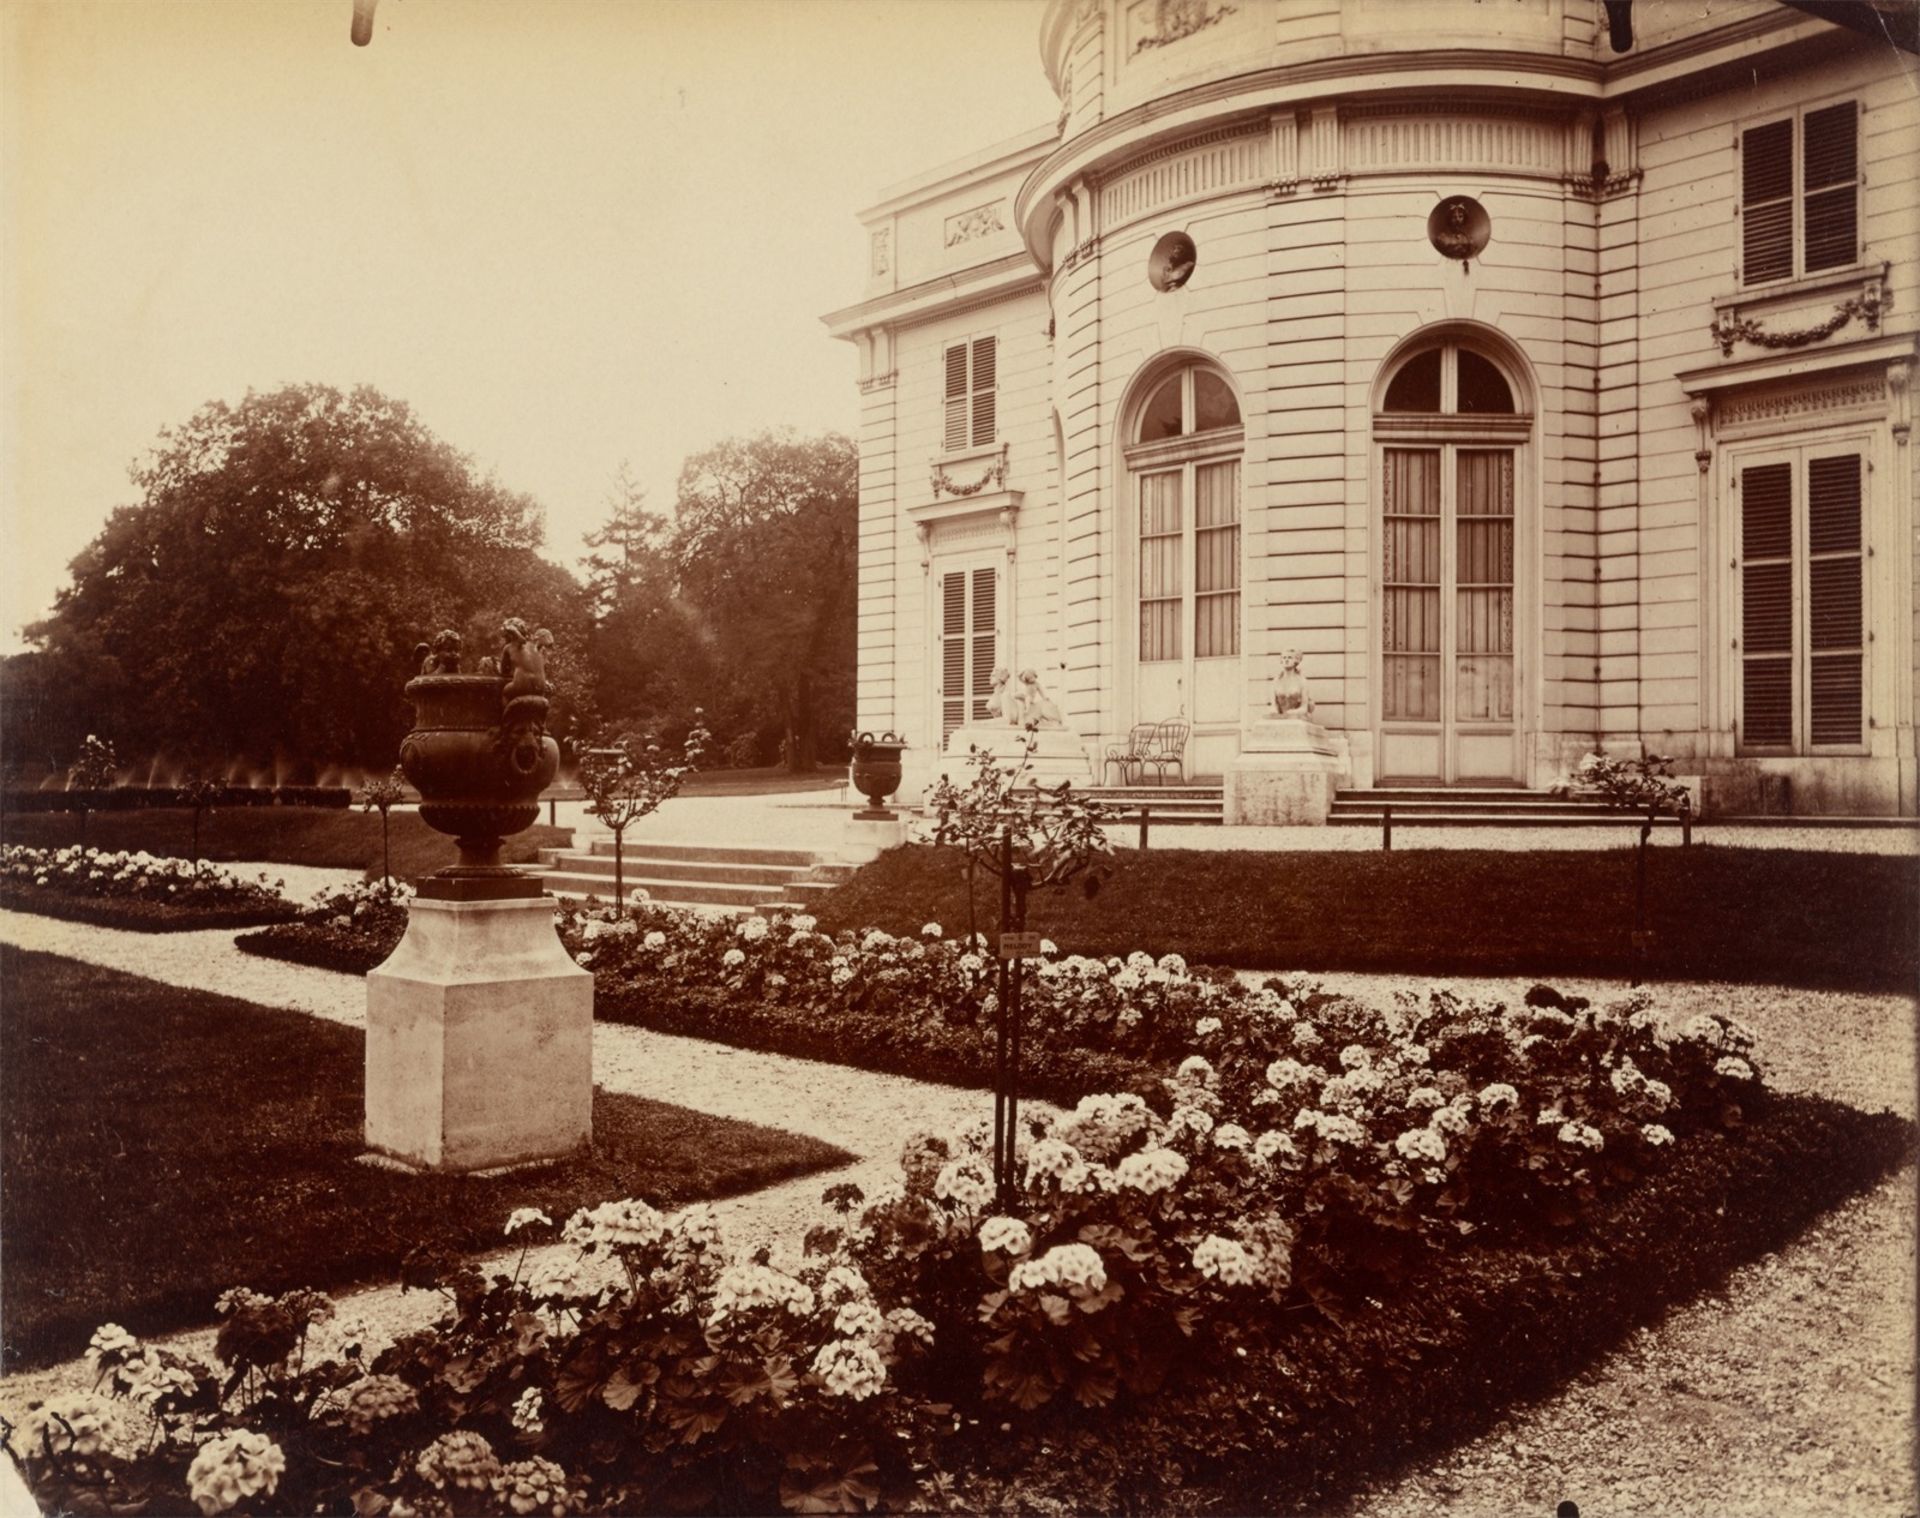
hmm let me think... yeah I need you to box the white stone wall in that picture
[831,0,1919,813]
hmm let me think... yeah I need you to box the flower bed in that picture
[234,878,412,972]
[0,845,296,932]
[10,978,1909,1516]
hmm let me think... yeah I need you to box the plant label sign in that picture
[997,932,1043,959]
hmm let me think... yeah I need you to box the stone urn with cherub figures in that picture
[368,617,590,1176]
[398,620,559,898]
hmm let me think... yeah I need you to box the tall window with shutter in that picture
[1741,100,1858,287]
[938,566,998,744]
[943,337,998,451]
[1737,448,1866,753]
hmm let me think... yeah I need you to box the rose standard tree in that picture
[576,716,711,906]
[926,728,1112,1198]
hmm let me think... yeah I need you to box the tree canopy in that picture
[10,383,587,773]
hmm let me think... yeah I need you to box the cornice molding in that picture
[822,253,1045,340]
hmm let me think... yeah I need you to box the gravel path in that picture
[2,909,1911,1514]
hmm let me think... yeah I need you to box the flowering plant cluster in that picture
[1556,750,1694,819]
[10,967,1773,1516]
[12,1203,945,1516]
[300,876,416,933]
[0,845,288,909]
[560,900,1271,1080]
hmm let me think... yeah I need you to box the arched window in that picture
[1125,363,1243,664]
[1373,338,1531,783]
[1123,361,1245,743]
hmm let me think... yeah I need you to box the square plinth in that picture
[365,895,593,1173]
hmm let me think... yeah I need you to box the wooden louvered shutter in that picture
[943,344,969,452]
[939,566,999,743]
[1742,118,1793,285]
[941,571,967,742]
[1802,102,1858,274]
[1739,461,1794,747]
[970,338,997,447]
[970,568,997,721]
[1807,453,1863,746]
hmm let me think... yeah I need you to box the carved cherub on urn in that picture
[398,621,559,898]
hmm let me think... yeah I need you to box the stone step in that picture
[537,851,816,887]
[584,839,820,867]
[1329,799,1618,819]
[542,871,799,909]
[1327,811,1686,828]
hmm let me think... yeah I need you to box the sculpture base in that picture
[366,895,592,1173]
[845,809,906,857]
[937,726,1095,790]
[416,867,545,902]
[1224,719,1345,826]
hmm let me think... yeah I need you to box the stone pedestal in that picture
[1224,718,1346,826]
[937,726,1096,789]
[844,809,907,858]
[366,895,592,1173]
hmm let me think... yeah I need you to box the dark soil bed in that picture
[0,884,297,932]
[0,946,853,1373]
[235,918,398,973]
[957,1096,1914,1515]
[815,844,1918,991]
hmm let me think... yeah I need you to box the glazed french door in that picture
[936,563,998,748]
[1133,457,1242,735]
[1378,445,1519,782]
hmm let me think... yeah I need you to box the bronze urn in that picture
[399,624,559,899]
[849,730,908,818]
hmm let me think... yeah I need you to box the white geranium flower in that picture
[812,1338,886,1400]
[978,1216,1033,1256]
[1191,1234,1258,1286]
[504,1207,552,1237]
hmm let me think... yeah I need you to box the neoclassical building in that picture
[824,0,1917,817]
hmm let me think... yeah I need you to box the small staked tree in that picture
[68,734,118,849]
[178,774,222,875]
[360,766,408,894]
[926,727,1112,1199]
[1557,750,1695,982]
[576,713,710,906]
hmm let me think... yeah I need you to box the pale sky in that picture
[0,0,1057,652]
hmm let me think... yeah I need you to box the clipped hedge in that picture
[0,785,351,815]
[0,886,296,933]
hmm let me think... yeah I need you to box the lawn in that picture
[814,843,1918,990]
[0,946,853,1372]
[0,807,571,883]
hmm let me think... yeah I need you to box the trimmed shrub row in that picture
[0,785,352,814]
[0,885,296,933]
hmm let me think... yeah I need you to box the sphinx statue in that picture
[1271,650,1314,719]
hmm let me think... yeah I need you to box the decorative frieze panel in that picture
[1716,373,1886,430]
[1343,110,1565,180]
[945,202,1007,248]
[1100,127,1266,230]
[870,229,890,277]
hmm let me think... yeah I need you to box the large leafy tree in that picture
[22,383,590,770]
[667,431,856,770]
